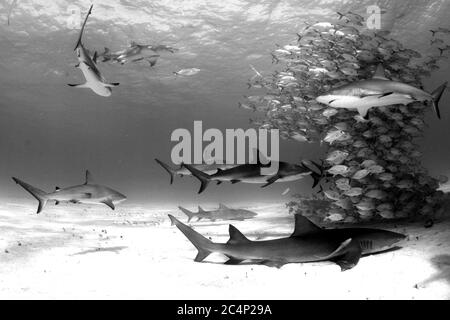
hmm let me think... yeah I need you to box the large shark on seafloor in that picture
[12,170,127,213]
[168,214,406,271]
[182,161,314,194]
[178,204,257,222]
[316,64,448,119]
[68,5,119,97]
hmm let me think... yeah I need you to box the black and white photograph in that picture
[0,0,450,302]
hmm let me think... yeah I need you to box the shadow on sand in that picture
[70,246,128,256]
[418,255,450,288]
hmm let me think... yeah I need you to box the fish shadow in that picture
[70,246,128,256]
[418,255,450,288]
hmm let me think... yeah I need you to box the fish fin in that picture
[104,82,120,87]
[218,203,229,209]
[227,225,251,245]
[372,64,388,80]
[182,163,211,194]
[356,106,371,118]
[216,181,222,185]
[68,83,88,88]
[103,47,110,54]
[55,201,60,205]
[74,63,80,68]
[102,199,115,210]
[146,55,159,67]
[92,51,98,64]
[259,260,286,268]
[230,179,240,184]
[378,92,393,98]
[74,4,93,51]
[55,186,60,191]
[85,170,94,184]
[331,239,362,271]
[168,214,213,262]
[431,81,447,119]
[290,214,322,237]
[311,171,322,188]
[155,159,176,184]
[224,257,244,265]
[12,177,48,214]
[261,175,280,188]
[178,206,196,222]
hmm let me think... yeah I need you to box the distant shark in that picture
[182,161,313,194]
[154,159,237,185]
[169,214,406,271]
[178,204,257,222]
[100,42,177,66]
[316,64,448,119]
[12,170,126,213]
[68,5,119,97]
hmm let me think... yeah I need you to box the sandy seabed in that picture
[0,201,449,300]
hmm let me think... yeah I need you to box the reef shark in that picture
[182,161,313,194]
[169,214,406,271]
[154,159,237,184]
[316,64,448,119]
[178,204,257,222]
[12,170,127,213]
[100,42,177,66]
[69,5,119,97]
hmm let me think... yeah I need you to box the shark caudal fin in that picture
[12,177,49,214]
[74,4,93,51]
[155,159,176,184]
[178,206,197,223]
[168,214,214,262]
[182,164,211,194]
[431,81,448,119]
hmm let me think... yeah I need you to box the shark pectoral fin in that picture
[224,256,244,265]
[356,106,371,119]
[332,240,362,272]
[105,82,120,87]
[230,179,240,184]
[102,199,115,210]
[259,260,286,268]
[68,83,88,88]
[261,175,281,188]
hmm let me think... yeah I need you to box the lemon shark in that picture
[168,214,406,271]
[68,5,119,97]
[182,161,313,194]
[12,170,127,214]
[316,64,447,119]
[178,204,257,222]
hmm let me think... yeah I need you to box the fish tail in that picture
[178,206,197,223]
[431,81,448,119]
[74,4,93,51]
[182,164,211,194]
[154,159,176,184]
[168,214,214,262]
[12,177,49,214]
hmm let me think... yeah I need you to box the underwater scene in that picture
[1,0,450,300]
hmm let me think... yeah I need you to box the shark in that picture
[178,204,257,222]
[315,64,448,119]
[154,158,238,184]
[12,170,127,214]
[168,214,406,271]
[100,42,177,66]
[182,161,313,194]
[68,5,119,97]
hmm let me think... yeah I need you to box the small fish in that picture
[344,188,363,197]
[323,190,341,201]
[328,165,350,176]
[352,169,370,180]
[326,150,349,165]
[365,190,388,200]
[174,68,201,76]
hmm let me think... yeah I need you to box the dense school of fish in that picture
[244,12,449,222]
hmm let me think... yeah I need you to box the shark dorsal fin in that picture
[219,203,229,210]
[198,206,206,213]
[227,225,250,245]
[55,186,60,191]
[291,214,321,237]
[372,64,388,80]
[85,170,94,185]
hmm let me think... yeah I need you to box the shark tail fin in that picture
[12,177,49,214]
[168,214,214,262]
[182,164,211,194]
[155,159,176,184]
[178,206,196,223]
[431,81,448,119]
[74,4,93,51]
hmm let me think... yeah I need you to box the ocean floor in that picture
[0,201,449,299]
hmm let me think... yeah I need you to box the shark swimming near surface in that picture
[68,5,119,97]
[169,214,406,271]
[182,160,314,194]
[12,170,127,213]
[178,204,257,222]
[316,64,448,119]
